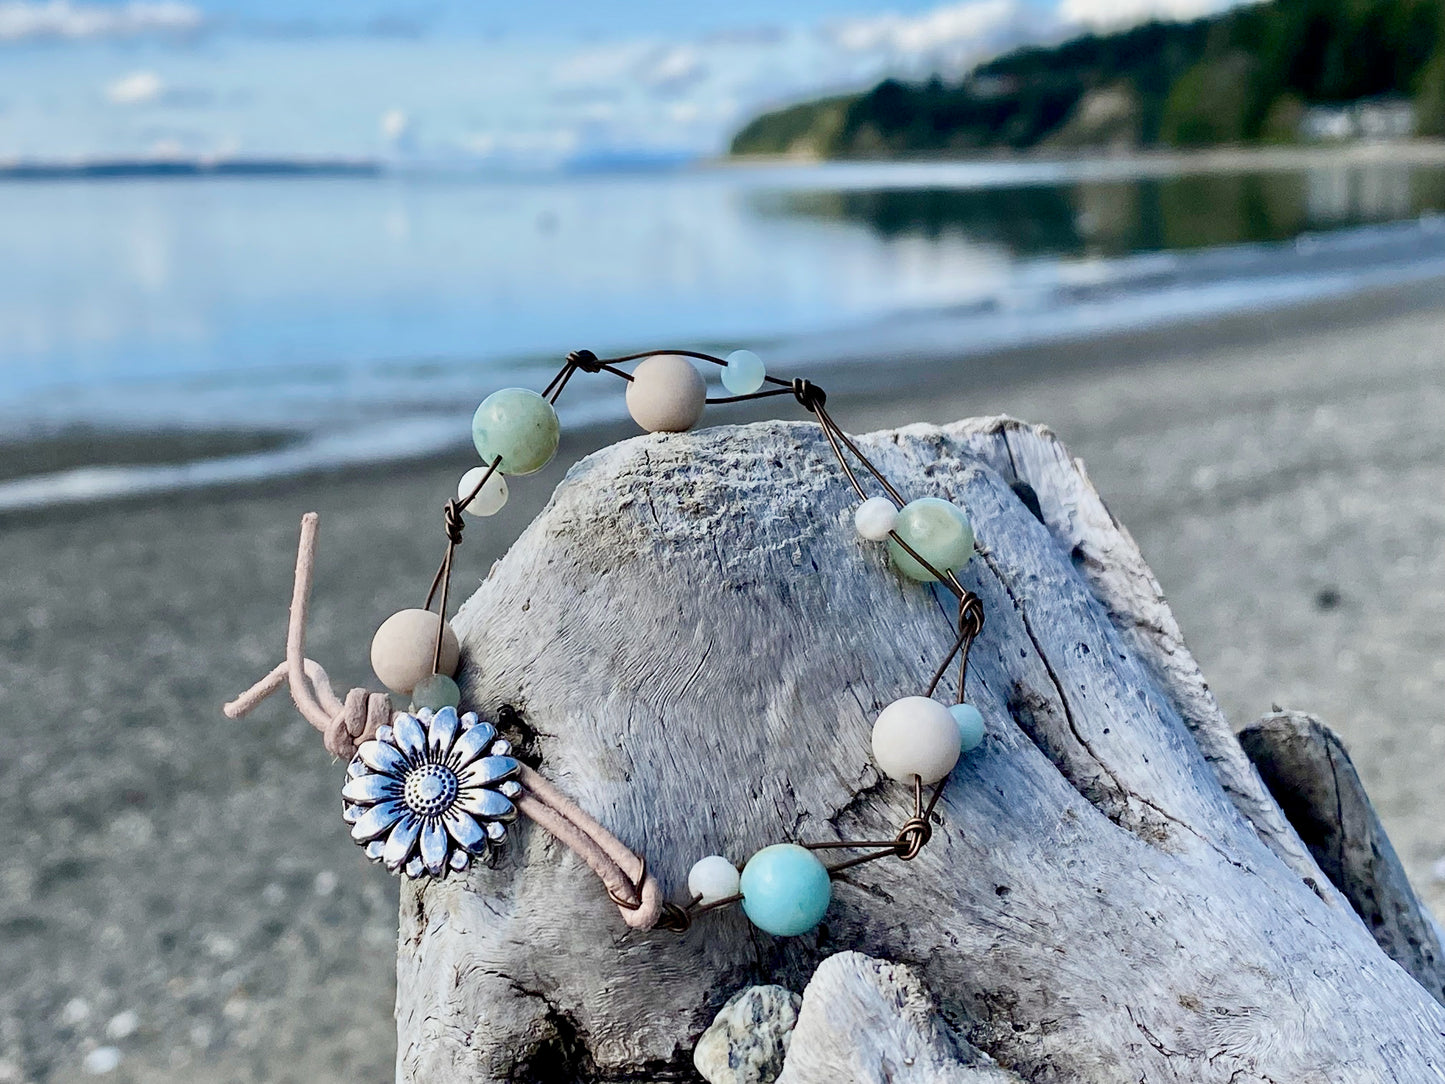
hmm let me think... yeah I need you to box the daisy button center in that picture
[404,763,458,818]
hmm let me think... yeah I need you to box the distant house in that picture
[1301,97,1416,141]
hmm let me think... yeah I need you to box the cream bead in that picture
[854,497,897,541]
[687,855,741,904]
[626,354,706,433]
[457,466,509,517]
[370,609,460,696]
[871,695,962,784]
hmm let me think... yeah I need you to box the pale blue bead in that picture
[722,350,766,395]
[888,497,975,582]
[472,388,560,476]
[740,843,831,936]
[411,673,461,712]
[950,703,985,753]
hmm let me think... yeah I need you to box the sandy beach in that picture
[3,279,1443,1083]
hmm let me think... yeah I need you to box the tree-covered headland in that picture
[730,0,1445,155]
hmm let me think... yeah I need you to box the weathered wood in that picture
[1239,709,1445,1003]
[396,417,1445,1082]
[776,952,1025,1084]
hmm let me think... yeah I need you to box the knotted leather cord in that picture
[224,513,667,929]
[226,350,988,933]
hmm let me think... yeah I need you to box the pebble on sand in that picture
[83,1047,122,1075]
[105,1011,139,1040]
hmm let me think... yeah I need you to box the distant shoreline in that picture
[717,139,1445,177]
[0,157,380,181]
[6,142,1445,183]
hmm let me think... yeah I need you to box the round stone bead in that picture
[472,388,560,476]
[411,673,461,712]
[370,609,460,696]
[740,844,832,936]
[871,695,962,784]
[687,855,741,905]
[722,349,766,395]
[457,466,509,517]
[854,496,898,542]
[626,354,706,433]
[950,702,986,753]
[887,497,975,582]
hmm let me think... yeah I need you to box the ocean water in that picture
[2,156,1445,508]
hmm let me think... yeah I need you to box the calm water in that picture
[2,157,1445,506]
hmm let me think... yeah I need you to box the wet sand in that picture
[3,279,1443,1083]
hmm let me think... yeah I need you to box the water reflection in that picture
[764,163,1445,257]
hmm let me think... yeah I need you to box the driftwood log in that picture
[395,416,1445,1082]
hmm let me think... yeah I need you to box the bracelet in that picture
[226,347,988,938]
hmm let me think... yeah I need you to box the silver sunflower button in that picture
[342,706,522,879]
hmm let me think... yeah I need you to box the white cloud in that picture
[638,45,708,95]
[106,70,164,105]
[1056,0,1221,29]
[0,1,201,42]
[829,0,1024,67]
[379,107,409,141]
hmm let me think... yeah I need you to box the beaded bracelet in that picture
[227,347,988,938]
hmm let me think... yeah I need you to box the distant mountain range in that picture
[730,0,1445,156]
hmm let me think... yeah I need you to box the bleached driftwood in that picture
[1239,709,1445,1003]
[396,416,1445,1082]
[775,952,1024,1084]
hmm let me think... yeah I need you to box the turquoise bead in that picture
[411,673,461,711]
[740,843,831,936]
[950,702,985,753]
[888,497,974,582]
[722,349,766,395]
[472,388,560,476]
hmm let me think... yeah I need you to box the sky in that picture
[0,0,1233,165]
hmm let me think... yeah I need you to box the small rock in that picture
[261,882,286,907]
[105,1010,139,1040]
[82,1047,122,1075]
[61,998,90,1026]
[314,870,338,897]
[694,984,801,1084]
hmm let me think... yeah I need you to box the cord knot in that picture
[566,348,602,373]
[792,378,826,413]
[894,815,932,861]
[443,499,466,545]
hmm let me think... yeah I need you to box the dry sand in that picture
[2,281,1442,1083]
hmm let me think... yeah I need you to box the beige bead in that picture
[370,609,460,696]
[625,354,706,433]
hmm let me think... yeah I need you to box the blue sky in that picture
[0,0,1227,164]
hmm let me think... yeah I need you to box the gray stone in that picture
[694,985,801,1084]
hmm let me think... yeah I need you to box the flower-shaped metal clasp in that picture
[342,706,522,879]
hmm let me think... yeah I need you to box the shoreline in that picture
[5,268,1444,523]
[716,137,1445,178]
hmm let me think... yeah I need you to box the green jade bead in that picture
[411,673,461,711]
[888,497,975,582]
[472,388,560,476]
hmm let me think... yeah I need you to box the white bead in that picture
[871,696,962,784]
[688,854,741,904]
[457,466,509,517]
[370,609,460,696]
[626,354,706,433]
[854,497,898,541]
